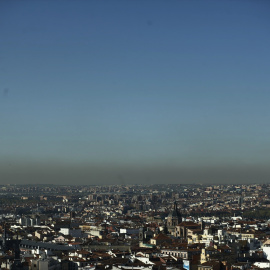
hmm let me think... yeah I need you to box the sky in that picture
[1,0,270,185]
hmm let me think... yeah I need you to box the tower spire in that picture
[174,201,178,211]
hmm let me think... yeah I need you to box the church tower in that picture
[167,201,181,234]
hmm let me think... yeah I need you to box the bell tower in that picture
[167,201,181,233]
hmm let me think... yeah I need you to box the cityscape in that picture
[1,184,270,269]
[1,0,270,269]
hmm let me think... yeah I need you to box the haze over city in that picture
[1,0,270,185]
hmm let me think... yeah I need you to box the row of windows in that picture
[162,251,188,258]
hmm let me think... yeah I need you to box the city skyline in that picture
[1,0,270,185]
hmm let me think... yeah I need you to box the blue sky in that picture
[1,0,270,185]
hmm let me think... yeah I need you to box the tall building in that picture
[167,201,182,233]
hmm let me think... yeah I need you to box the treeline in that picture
[184,211,232,218]
[243,208,270,219]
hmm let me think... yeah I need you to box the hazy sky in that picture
[1,0,270,185]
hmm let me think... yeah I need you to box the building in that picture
[167,202,182,234]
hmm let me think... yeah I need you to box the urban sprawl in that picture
[1,184,270,270]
